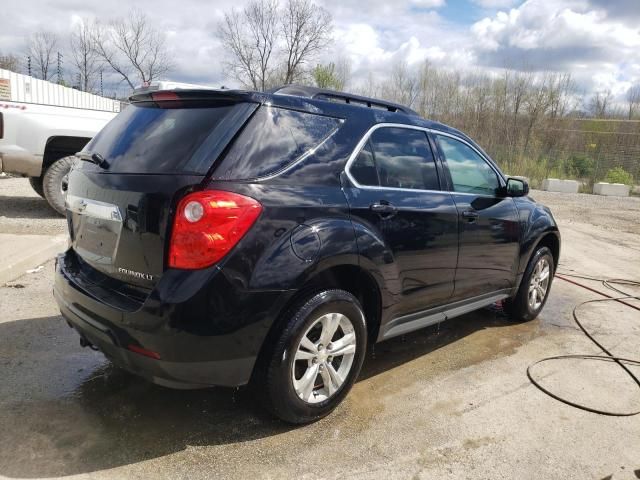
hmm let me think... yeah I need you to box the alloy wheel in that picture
[528,257,550,310]
[292,313,357,404]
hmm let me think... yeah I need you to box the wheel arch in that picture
[534,231,560,270]
[42,136,91,172]
[250,262,383,383]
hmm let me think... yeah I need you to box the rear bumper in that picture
[54,250,293,388]
[0,144,42,176]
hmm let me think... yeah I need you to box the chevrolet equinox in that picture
[54,85,560,423]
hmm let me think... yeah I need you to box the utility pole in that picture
[100,71,104,96]
[26,56,31,77]
[57,52,63,84]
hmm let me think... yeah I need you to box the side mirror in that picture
[506,177,529,197]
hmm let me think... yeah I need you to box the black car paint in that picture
[54,88,560,388]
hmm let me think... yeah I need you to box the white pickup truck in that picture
[0,69,119,214]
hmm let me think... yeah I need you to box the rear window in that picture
[82,101,256,174]
[213,106,342,180]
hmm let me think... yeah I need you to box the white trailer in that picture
[0,69,120,214]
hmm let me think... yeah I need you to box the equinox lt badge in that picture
[118,268,153,281]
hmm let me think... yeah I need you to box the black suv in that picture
[54,85,560,423]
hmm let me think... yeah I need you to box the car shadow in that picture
[0,195,60,219]
[0,308,523,478]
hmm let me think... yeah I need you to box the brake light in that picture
[168,190,262,269]
[151,91,180,102]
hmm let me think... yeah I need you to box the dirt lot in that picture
[0,176,67,235]
[0,178,639,479]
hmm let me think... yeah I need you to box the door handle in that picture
[370,202,397,217]
[461,210,479,222]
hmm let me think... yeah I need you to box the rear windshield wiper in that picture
[76,151,109,169]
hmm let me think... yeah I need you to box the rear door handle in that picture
[370,202,397,217]
[461,210,479,222]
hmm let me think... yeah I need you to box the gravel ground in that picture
[0,175,66,235]
[531,189,640,235]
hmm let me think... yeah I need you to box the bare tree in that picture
[626,84,640,120]
[0,53,19,72]
[522,73,551,152]
[383,61,419,108]
[219,0,278,91]
[70,19,100,92]
[589,89,612,118]
[219,0,332,90]
[28,31,58,80]
[281,0,332,84]
[93,10,173,90]
[359,71,380,98]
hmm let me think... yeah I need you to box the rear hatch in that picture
[66,92,258,289]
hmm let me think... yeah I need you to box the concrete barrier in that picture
[593,182,630,197]
[541,178,580,193]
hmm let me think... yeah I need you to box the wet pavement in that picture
[0,265,538,478]
[2,264,639,479]
[1,185,640,479]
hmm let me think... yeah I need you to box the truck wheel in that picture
[28,177,45,198]
[255,289,367,424]
[43,156,74,215]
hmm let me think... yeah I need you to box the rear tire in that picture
[255,289,367,424]
[505,246,554,322]
[43,156,74,215]
[28,176,45,198]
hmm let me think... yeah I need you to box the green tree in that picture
[312,62,346,90]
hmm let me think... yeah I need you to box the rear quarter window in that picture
[213,106,342,180]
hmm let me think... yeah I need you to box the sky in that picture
[1,0,639,102]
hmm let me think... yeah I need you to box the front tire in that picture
[256,289,367,424]
[505,246,554,322]
[43,156,74,215]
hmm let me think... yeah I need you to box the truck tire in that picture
[28,176,45,198]
[43,156,74,215]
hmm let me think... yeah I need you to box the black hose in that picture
[526,275,640,416]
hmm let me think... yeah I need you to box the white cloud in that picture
[410,0,447,7]
[472,0,517,8]
[470,0,640,101]
[472,0,640,54]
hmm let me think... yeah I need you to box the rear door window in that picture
[349,127,440,190]
[82,101,256,174]
[213,106,342,180]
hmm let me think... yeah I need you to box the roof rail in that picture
[268,85,420,117]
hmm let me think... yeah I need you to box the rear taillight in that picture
[168,190,262,269]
